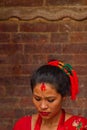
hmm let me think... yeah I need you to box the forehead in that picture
[33,83,58,96]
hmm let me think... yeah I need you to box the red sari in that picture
[13,110,87,130]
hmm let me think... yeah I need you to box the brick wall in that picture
[0,1,87,130]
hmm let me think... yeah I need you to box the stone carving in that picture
[0,7,87,21]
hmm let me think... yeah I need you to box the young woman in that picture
[13,60,87,130]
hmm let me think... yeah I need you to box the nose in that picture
[40,100,48,110]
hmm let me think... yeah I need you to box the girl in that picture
[13,60,87,130]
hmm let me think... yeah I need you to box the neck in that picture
[41,109,63,127]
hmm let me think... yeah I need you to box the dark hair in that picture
[30,65,71,97]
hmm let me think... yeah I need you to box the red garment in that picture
[13,115,87,130]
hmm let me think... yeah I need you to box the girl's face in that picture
[32,83,65,119]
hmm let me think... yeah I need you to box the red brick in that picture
[0,54,32,64]
[0,0,43,6]
[70,32,87,43]
[47,54,73,64]
[76,65,87,75]
[0,22,18,32]
[0,65,15,77]
[58,21,72,33]
[6,85,32,96]
[0,1,4,6]
[0,44,23,55]
[0,76,30,86]
[31,54,47,64]
[0,61,44,76]
[58,21,86,32]
[0,97,18,108]
[14,108,25,118]
[20,22,58,32]
[0,123,12,130]
[0,33,10,42]
[24,43,62,54]
[70,21,86,32]
[46,0,87,5]
[77,76,87,98]
[0,108,16,118]
[0,64,36,77]
[62,44,87,54]
[51,33,69,43]
[19,97,33,108]
[79,85,87,98]
[84,21,87,31]
[0,55,8,64]
[0,85,6,96]
[72,54,87,65]
[14,64,41,75]
[12,33,49,44]
[5,54,46,66]
[79,76,87,90]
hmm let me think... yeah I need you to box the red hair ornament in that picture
[48,60,79,100]
[70,70,79,100]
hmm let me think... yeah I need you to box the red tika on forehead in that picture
[41,83,46,91]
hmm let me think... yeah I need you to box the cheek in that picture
[51,104,59,111]
[50,104,61,117]
[51,101,62,111]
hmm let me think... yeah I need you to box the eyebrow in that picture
[33,94,56,99]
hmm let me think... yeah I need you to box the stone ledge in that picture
[0,7,87,21]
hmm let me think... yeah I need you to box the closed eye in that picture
[34,96,41,101]
[47,98,55,103]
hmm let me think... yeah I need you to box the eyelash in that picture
[34,97,55,102]
[47,99,55,102]
[34,97,41,101]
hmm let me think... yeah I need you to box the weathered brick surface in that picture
[0,44,23,55]
[6,85,31,96]
[12,33,49,44]
[72,54,87,64]
[24,43,62,54]
[58,21,87,32]
[0,33,10,42]
[79,77,87,97]
[0,2,87,130]
[70,33,87,43]
[0,22,18,32]
[1,0,87,6]
[46,0,87,5]
[20,22,58,32]
[0,76,30,86]
[0,0,43,6]
[51,33,69,43]
[62,44,87,54]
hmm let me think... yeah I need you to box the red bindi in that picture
[40,83,46,91]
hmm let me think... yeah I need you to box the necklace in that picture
[34,109,65,130]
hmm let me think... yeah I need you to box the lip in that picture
[39,112,50,116]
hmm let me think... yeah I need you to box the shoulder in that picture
[13,115,32,130]
[65,114,87,129]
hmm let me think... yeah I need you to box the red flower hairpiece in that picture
[48,60,79,100]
